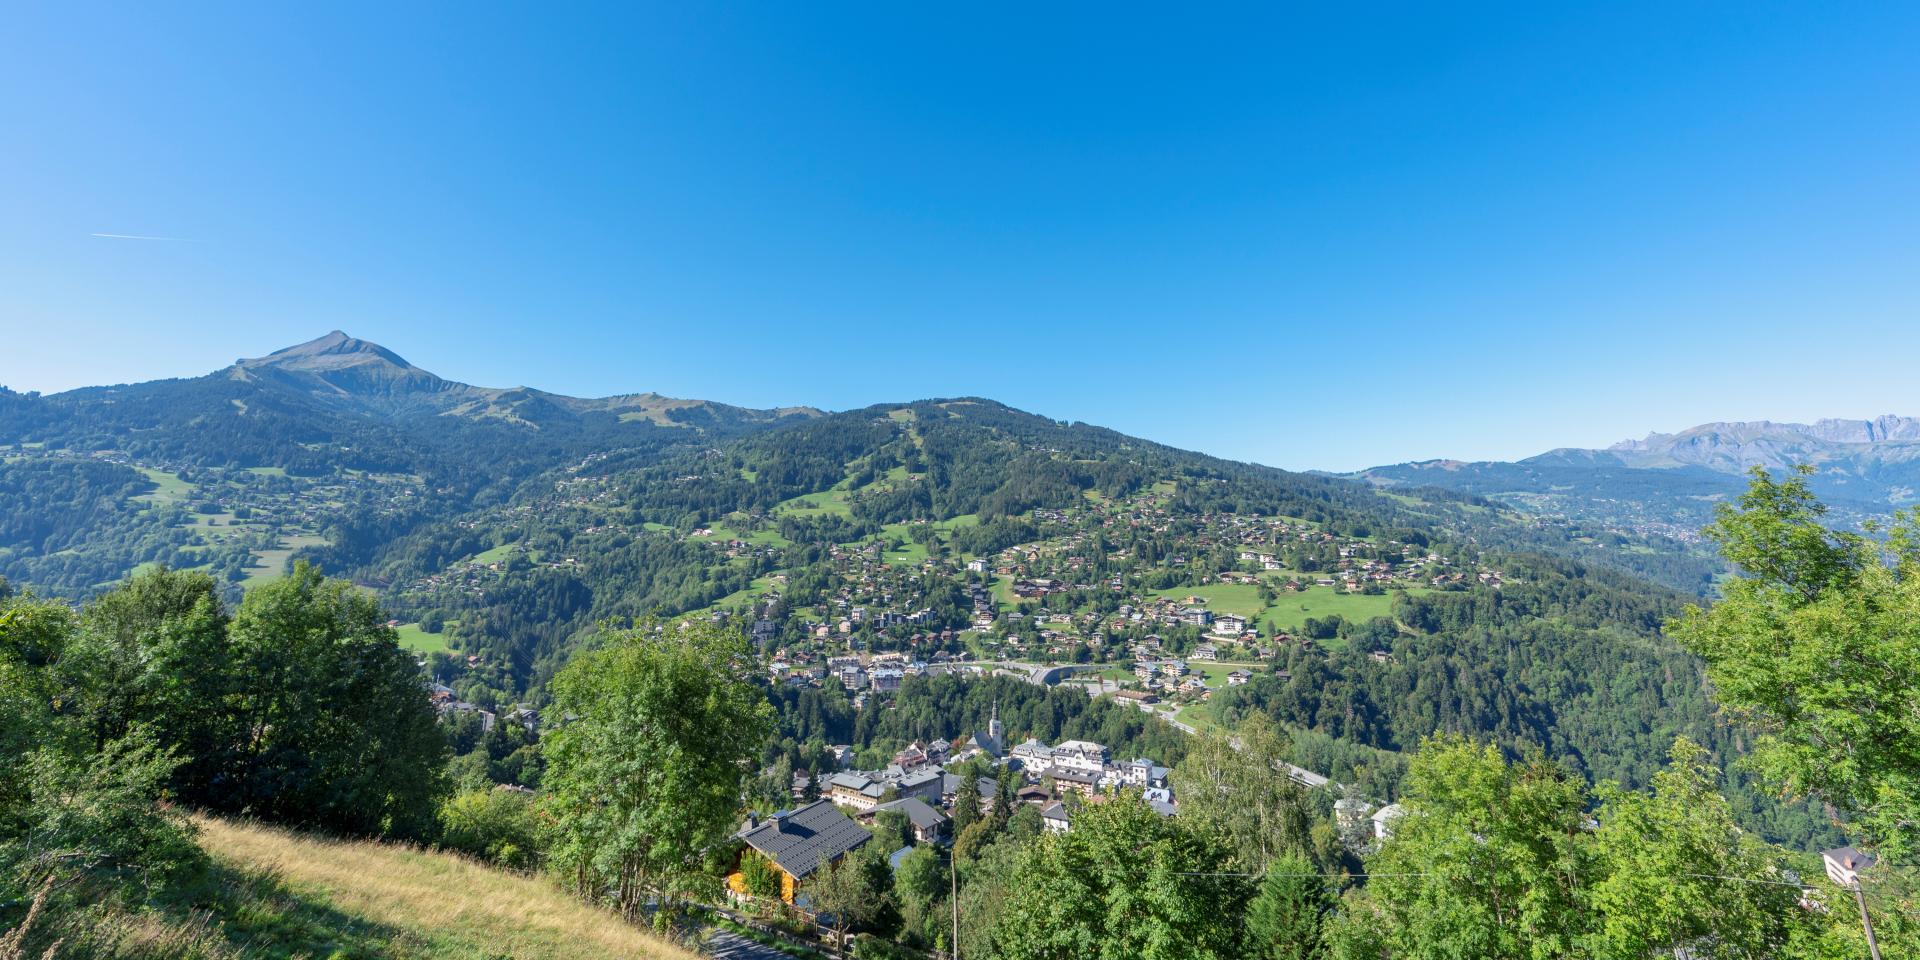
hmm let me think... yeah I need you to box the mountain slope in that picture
[0,333,818,597]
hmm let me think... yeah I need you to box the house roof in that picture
[736,800,872,880]
[826,772,873,792]
[870,797,950,832]
[897,769,943,790]
[1051,767,1102,785]
[941,773,998,797]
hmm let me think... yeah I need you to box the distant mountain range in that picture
[1355,416,1920,536]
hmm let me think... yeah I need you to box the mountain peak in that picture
[251,331,417,371]
[234,332,447,401]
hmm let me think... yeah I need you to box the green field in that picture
[701,573,784,614]
[392,622,451,654]
[931,513,980,534]
[471,543,516,564]
[242,533,330,588]
[1144,581,1423,637]
[1189,662,1256,686]
[776,486,856,518]
[1258,586,1420,633]
[693,517,791,548]
[991,575,1016,611]
[1172,702,1225,733]
[1147,582,1270,618]
[135,467,193,504]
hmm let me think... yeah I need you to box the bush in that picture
[436,788,543,870]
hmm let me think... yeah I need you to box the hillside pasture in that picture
[193,816,701,960]
[392,622,450,654]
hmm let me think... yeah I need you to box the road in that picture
[704,929,802,959]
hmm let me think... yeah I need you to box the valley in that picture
[0,335,1825,845]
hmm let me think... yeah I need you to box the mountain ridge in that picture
[1354,414,1920,541]
[221,330,823,427]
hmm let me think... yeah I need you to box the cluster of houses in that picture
[426,683,541,735]
[726,708,1179,907]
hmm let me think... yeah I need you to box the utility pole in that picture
[1853,883,1882,960]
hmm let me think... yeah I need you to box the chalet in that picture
[729,801,872,904]
[1212,613,1248,635]
[861,797,951,843]
[1227,670,1251,686]
[1191,643,1219,661]
[1040,801,1073,834]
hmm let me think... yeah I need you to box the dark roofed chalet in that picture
[729,800,871,903]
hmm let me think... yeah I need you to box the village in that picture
[722,697,1408,915]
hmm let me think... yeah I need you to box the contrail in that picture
[91,232,197,242]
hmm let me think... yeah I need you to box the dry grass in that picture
[193,817,701,960]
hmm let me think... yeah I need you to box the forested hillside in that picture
[0,340,1790,848]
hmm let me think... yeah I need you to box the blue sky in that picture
[3,3,1917,471]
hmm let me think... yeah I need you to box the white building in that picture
[1050,740,1110,775]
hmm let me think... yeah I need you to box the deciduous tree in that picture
[543,617,773,919]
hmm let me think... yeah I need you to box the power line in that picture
[1176,869,1820,889]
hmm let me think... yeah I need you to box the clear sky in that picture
[3,3,1917,471]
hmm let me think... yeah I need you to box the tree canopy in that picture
[542,617,774,919]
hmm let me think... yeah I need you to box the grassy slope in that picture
[194,817,699,960]
[392,622,451,654]
[1144,581,1426,634]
